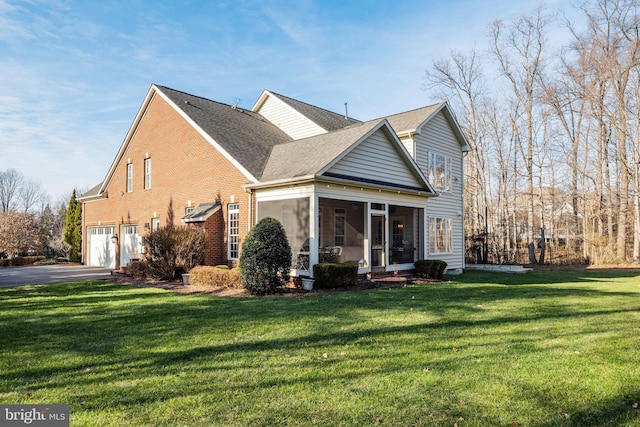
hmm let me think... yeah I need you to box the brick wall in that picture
[83,91,251,266]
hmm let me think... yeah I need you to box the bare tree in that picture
[20,179,48,214]
[0,169,24,213]
[424,47,489,260]
[489,6,552,264]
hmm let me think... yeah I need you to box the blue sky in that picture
[0,0,570,204]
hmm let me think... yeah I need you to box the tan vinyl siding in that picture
[326,129,423,189]
[416,111,465,270]
[257,95,326,140]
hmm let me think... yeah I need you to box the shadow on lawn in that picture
[2,278,640,425]
[529,384,640,427]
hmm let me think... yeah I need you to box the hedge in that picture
[312,263,358,289]
[414,260,448,280]
[189,265,242,289]
[0,256,46,267]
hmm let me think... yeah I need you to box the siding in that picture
[415,111,465,270]
[326,129,423,189]
[257,95,326,140]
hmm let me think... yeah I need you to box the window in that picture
[151,217,160,231]
[427,153,451,191]
[144,158,151,189]
[185,207,195,215]
[392,218,404,245]
[334,208,345,246]
[126,163,133,193]
[429,217,451,253]
[228,203,240,260]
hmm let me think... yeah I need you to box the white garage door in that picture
[87,226,116,268]
[120,224,143,266]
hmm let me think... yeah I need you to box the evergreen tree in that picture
[240,217,291,295]
[64,190,82,262]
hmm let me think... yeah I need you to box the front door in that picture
[371,214,386,268]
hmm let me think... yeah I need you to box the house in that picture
[79,84,471,277]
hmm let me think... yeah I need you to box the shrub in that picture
[435,260,448,279]
[144,226,206,280]
[144,228,177,280]
[414,260,448,280]
[313,263,358,289]
[414,260,431,278]
[174,227,206,272]
[125,260,149,280]
[240,217,291,295]
[2,256,46,267]
[190,266,242,289]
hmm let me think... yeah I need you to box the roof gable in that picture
[324,126,430,192]
[384,102,471,151]
[90,85,294,197]
[259,119,434,194]
[253,90,359,140]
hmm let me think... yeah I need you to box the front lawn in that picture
[1,270,640,426]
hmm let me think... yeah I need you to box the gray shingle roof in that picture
[260,120,382,182]
[156,86,293,180]
[182,202,221,223]
[80,182,103,198]
[268,91,361,132]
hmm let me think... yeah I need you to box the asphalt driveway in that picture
[0,264,113,288]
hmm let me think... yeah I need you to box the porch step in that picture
[371,276,409,284]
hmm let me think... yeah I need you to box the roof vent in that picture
[344,102,349,120]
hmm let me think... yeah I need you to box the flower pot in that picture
[301,278,314,291]
[182,273,190,285]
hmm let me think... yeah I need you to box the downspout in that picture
[247,189,254,229]
[462,151,469,271]
[81,201,85,265]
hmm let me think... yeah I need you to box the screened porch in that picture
[256,196,424,275]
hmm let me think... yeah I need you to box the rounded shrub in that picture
[240,217,292,295]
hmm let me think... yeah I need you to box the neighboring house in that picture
[79,84,470,276]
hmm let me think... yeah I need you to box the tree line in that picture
[425,0,640,265]
[0,168,80,260]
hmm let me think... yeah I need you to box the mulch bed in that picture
[105,274,438,298]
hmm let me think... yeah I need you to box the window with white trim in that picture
[228,203,240,260]
[427,152,451,191]
[144,158,151,189]
[126,163,133,193]
[429,217,451,253]
[152,217,160,231]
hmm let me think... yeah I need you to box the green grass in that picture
[1,270,640,426]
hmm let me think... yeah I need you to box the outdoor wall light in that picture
[111,234,118,244]
[358,258,368,268]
